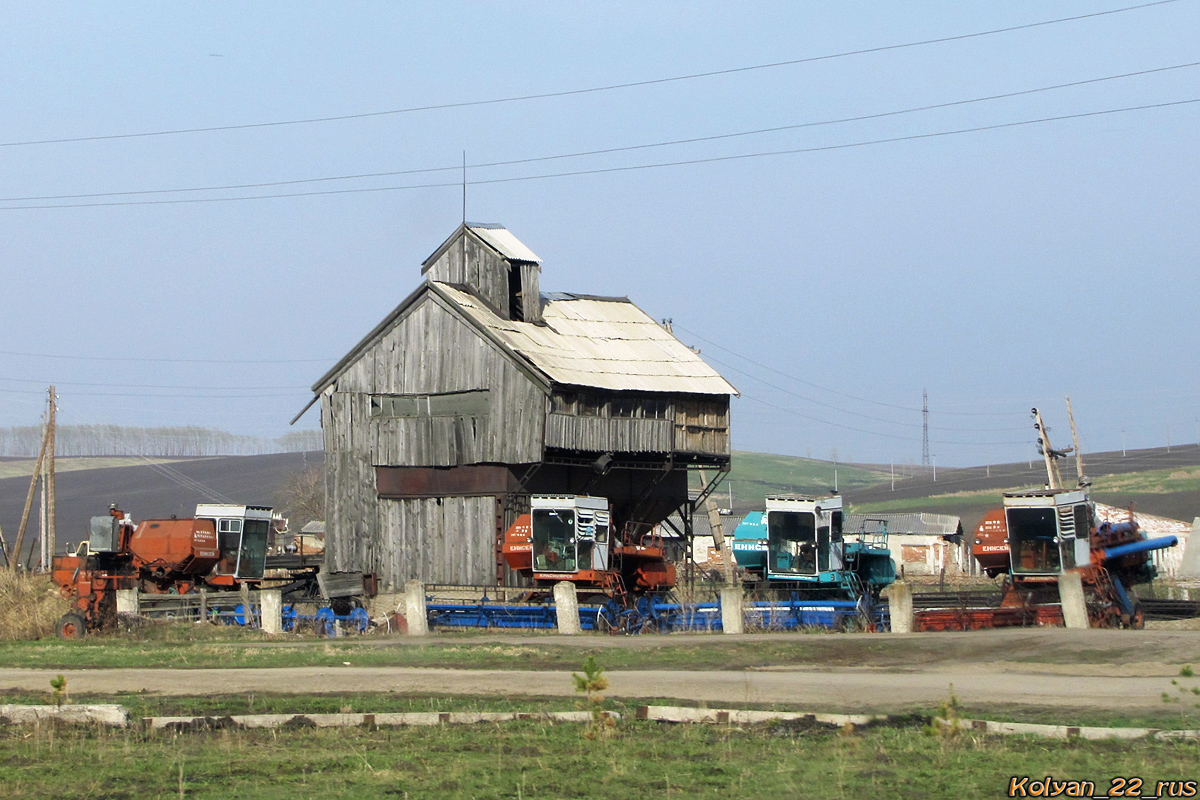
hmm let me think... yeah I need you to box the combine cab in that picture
[502,495,674,598]
[731,495,895,628]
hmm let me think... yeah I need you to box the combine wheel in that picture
[56,612,87,640]
[1128,605,1146,630]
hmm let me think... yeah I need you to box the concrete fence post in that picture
[719,586,744,635]
[888,581,913,633]
[404,580,428,636]
[115,589,139,617]
[261,589,282,635]
[1059,571,1089,629]
[553,581,582,635]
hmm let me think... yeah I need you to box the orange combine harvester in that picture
[51,504,273,638]
[501,494,675,601]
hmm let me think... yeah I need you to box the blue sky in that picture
[1,1,1197,466]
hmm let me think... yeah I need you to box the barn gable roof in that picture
[436,283,737,395]
[421,222,541,271]
[293,227,736,422]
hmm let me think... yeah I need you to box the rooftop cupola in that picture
[421,223,542,323]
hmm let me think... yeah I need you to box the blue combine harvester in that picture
[730,495,896,629]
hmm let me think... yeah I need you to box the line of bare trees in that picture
[0,425,321,457]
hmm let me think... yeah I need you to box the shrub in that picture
[0,570,69,640]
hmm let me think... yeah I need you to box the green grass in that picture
[4,687,1199,731]
[0,636,889,672]
[0,689,603,719]
[2,711,1198,800]
[1090,466,1200,496]
[6,627,1200,676]
[850,490,1003,515]
[698,451,890,506]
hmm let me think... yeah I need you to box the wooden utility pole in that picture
[1032,407,1063,490]
[13,425,49,569]
[41,386,57,570]
[12,387,55,569]
[1065,395,1085,484]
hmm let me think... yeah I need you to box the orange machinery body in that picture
[51,510,229,633]
[51,553,129,628]
[970,508,1009,577]
[502,511,675,594]
[125,518,220,580]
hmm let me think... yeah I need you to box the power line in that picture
[5,60,1196,204]
[742,395,1031,447]
[701,351,1027,433]
[0,386,305,398]
[0,376,308,391]
[0,0,1181,149]
[676,324,1025,417]
[4,97,1197,211]
[0,348,334,364]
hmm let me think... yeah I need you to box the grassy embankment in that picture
[850,466,1200,516]
[697,451,890,507]
[2,710,1199,800]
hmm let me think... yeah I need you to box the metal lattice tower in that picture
[921,389,930,467]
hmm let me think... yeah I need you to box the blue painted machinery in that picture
[423,592,888,634]
[730,495,895,628]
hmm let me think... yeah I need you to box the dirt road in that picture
[3,629,1197,712]
[0,664,1184,712]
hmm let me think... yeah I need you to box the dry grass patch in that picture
[0,570,68,640]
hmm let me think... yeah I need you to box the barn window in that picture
[610,397,637,418]
[642,399,671,420]
[508,265,523,321]
[550,391,577,415]
[577,394,605,417]
[370,390,489,418]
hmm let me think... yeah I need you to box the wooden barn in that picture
[297,223,738,590]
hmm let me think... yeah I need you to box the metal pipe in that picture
[1101,536,1178,561]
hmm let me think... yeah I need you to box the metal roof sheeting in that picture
[467,224,541,263]
[845,512,962,538]
[436,283,738,395]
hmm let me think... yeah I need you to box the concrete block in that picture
[888,581,913,633]
[1059,570,1089,629]
[115,589,138,617]
[553,581,581,635]
[261,589,282,635]
[719,586,744,634]
[1177,518,1200,579]
[404,580,428,636]
[0,704,130,728]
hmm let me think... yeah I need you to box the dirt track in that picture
[3,629,1199,712]
[0,664,1185,712]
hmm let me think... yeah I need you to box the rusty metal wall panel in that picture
[375,465,519,498]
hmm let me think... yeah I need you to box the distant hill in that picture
[689,451,891,512]
[849,445,1200,532]
[3,444,1194,568]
